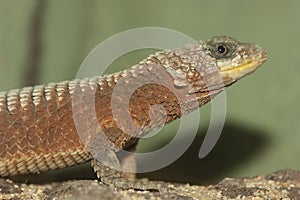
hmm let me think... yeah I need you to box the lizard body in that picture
[0,37,266,187]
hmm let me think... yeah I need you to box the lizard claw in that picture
[92,159,165,192]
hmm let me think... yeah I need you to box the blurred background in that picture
[0,0,299,185]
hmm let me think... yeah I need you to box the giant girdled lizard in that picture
[0,36,266,190]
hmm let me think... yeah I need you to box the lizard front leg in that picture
[90,141,164,192]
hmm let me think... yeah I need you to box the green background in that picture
[0,0,299,184]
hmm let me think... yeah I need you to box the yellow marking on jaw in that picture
[219,57,266,81]
[220,58,266,74]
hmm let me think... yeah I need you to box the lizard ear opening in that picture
[164,66,190,87]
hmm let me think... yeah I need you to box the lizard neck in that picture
[86,61,217,150]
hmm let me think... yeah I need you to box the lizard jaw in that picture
[219,51,267,81]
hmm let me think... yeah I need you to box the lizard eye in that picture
[205,41,234,59]
[217,45,227,55]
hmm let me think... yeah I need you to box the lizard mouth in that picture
[219,52,267,80]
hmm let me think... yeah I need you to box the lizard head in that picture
[203,36,267,84]
[151,36,266,94]
[170,36,267,93]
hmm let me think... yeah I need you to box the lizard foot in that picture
[92,159,165,192]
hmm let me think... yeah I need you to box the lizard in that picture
[0,36,266,190]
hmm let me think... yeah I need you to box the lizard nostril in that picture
[252,48,258,54]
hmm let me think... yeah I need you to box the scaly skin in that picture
[0,37,266,186]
